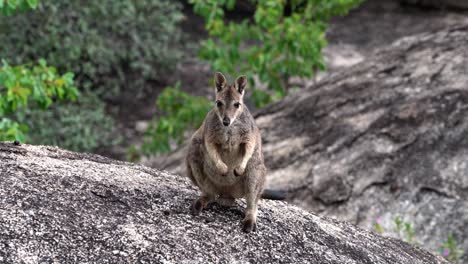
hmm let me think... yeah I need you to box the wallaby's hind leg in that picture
[187,155,214,216]
[242,191,260,233]
[191,193,215,216]
[186,162,198,188]
[242,166,266,233]
[217,195,235,207]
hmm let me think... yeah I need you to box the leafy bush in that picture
[14,92,117,152]
[0,1,115,152]
[0,59,78,142]
[190,0,363,107]
[132,83,212,157]
[0,0,38,15]
[0,0,184,98]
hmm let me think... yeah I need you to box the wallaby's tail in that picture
[261,189,287,200]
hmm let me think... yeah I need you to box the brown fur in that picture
[186,72,266,232]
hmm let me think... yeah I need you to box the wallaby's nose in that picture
[222,117,230,126]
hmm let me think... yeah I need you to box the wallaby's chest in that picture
[219,129,241,152]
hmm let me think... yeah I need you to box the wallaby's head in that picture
[213,72,247,127]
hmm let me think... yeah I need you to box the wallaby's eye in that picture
[216,100,223,107]
[234,102,241,108]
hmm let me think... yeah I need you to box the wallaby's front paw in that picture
[234,165,245,177]
[242,218,257,233]
[217,162,229,176]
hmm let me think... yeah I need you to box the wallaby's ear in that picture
[235,75,247,94]
[215,72,227,92]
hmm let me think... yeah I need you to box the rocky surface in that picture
[146,24,468,261]
[319,0,468,82]
[0,143,449,263]
[256,24,468,262]
[401,0,468,10]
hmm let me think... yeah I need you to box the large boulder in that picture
[146,24,468,261]
[301,0,468,84]
[258,24,468,261]
[0,143,448,263]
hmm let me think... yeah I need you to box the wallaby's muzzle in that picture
[222,117,230,126]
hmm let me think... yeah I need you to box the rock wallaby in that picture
[186,72,284,233]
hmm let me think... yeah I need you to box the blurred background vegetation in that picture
[0,0,363,157]
[0,0,184,152]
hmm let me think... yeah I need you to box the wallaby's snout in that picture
[222,117,230,126]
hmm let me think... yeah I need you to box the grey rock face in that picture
[0,143,447,263]
[400,0,468,10]
[255,25,468,261]
[322,0,468,80]
[144,25,468,261]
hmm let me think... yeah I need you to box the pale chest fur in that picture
[218,129,242,166]
[220,129,241,152]
[200,128,244,189]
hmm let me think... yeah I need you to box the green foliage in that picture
[0,0,184,98]
[0,59,79,142]
[0,0,115,152]
[0,117,27,142]
[373,218,383,235]
[14,92,117,152]
[394,215,403,234]
[190,0,363,107]
[439,234,463,263]
[391,216,415,243]
[0,0,38,15]
[403,222,415,243]
[392,216,416,243]
[134,83,213,158]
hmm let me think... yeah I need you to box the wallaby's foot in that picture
[191,195,212,215]
[242,217,257,233]
[191,199,204,215]
[217,196,235,207]
[233,165,245,177]
[243,194,259,233]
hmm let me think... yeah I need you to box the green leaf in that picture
[38,58,47,67]
[26,0,38,9]
[0,58,79,143]
[7,0,18,9]
[136,83,212,156]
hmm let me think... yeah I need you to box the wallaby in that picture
[186,72,284,233]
